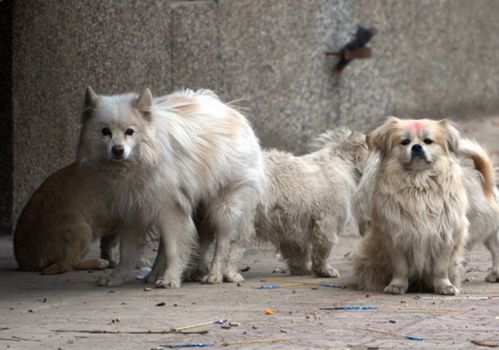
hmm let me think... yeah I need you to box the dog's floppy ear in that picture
[439,119,460,154]
[84,86,100,108]
[367,116,400,156]
[135,88,153,120]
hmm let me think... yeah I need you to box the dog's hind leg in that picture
[280,240,310,275]
[184,208,215,282]
[203,186,257,284]
[203,209,239,284]
[484,229,499,282]
[42,260,74,275]
[74,258,109,270]
[100,234,119,267]
[145,237,166,284]
[42,224,94,275]
[311,216,340,278]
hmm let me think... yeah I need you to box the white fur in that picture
[255,128,367,277]
[78,88,264,288]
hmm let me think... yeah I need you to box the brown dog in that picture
[353,117,495,295]
[14,162,118,274]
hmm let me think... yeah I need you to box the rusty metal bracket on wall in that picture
[326,26,377,74]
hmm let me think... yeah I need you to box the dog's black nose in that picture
[112,145,124,157]
[411,144,423,153]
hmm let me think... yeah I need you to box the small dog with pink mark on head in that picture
[353,117,497,295]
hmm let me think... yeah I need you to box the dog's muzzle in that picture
[111,145,125,160]
[410,144,428,161]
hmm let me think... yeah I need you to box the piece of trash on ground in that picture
[264,309,273,315]
[222,337,293,346]
[321,305,377,311]
[362,327,422,341]
[259,284,280,289]
[320,283,343,288]
[170,318,227,333]
[153,341,215,349]
[470,339,499,348]
[136,267,152,280]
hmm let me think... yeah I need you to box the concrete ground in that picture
[1,117,499,350]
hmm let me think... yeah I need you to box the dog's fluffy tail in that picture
[459,138,497,203]
[308,127,354,151]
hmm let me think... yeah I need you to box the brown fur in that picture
[14,162,118,274]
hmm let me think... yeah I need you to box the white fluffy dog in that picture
[255,128,368,277]
[353,117,497,295]
[78,87,264,288]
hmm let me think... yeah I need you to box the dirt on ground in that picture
[1,117,499,350]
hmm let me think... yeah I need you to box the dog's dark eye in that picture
[125,128,135,136]
[101,127,112,137]
[423,138,433,145]
[400,139,411,146]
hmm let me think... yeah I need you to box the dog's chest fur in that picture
[373,161,469,273]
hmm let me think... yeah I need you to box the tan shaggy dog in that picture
[14,162,118,274]
[78,87,264,288]
[460,138,499,282]
[254,128,368,277]
[352,117,494,295]
[354,132,499,285]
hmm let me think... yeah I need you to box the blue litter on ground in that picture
[333,305,377,310]
[259,284,281,289]
[320,283,343,288]
[405,335,423,341]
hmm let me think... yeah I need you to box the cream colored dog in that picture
[78,87,264,288]
[354,126,499,286]
[254,128,368,277]
[352,117,496,295]
[460,138,499,282]
[14,162,118,274]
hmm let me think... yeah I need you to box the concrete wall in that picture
[0,0,13,236]
[7,0,499,231]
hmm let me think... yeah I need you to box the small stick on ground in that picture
[52,329,208,335]
[222,338,293,346]
[470,340,499,348]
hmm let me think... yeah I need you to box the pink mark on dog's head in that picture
[409,120,424,132]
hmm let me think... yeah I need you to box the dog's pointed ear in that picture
[84,86,100,108]
[135,88,153,120]
[367,116,400,156]
[439,119,460,154]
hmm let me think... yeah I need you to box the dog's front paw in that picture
[223,271,245,283]
[155,278,181,289]
[315,266,340,278]
[202,272,223,284]
[384,283,408,295]
[97,275,124,287]
[485,270,499,283]
[435,283,459,295]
